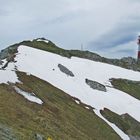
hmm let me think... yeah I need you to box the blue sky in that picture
[0,0,140,58]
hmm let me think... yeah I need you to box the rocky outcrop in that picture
[85,79,107,92]
[35,133,43,140]
[58,64,74,77]
[111,57,140,72]
[0,45,18,60]
[0,60,2,65]
[0,124,17,140]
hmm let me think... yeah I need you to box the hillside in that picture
[1,38,140,71]
[0,38,140,140]
[0,71,122,140]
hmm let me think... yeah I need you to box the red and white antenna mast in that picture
[137,35,140,60]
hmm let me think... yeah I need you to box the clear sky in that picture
[0,0,140,58]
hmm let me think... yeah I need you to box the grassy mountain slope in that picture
[1,38,140,139]
[101,108,140,139]
[0,71,121,140]
[111,78,140,100]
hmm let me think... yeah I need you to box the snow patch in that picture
[75,100,80,104]
[26,72,31,76]
[36,39,49,43]
[85,106,90,110]
[0,70,18,84]
[14,86,43,104]
[0,59,19,84]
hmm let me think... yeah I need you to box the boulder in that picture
[0,124,17,140]
[35,133,43,140]
[85,79,107,92]
[58,64,74,77]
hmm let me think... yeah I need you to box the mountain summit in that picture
[0,38,140,140]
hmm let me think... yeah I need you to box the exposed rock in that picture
[35,133,43,140]
[0,124,17,140]
[58,64,74,77]
[121,57,136,65]
[110,57,140,72]
[85,79,107,92]
[0,46,18,60]
[129,135,140,140]
[0,60,2,65]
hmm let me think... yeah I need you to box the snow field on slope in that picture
[0,59,19,84]
[0,58,43,104]
[14,86,43,104]
[13,45,140,139]
[0,70,18,84]
[15,45,140,123]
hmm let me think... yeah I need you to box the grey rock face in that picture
[85,79,107,92]
[121,57,136,65]
[110,57,140,71]
[0,45,18,60]
[0,49,8,60]
[35,133,43,140]
[58,64,74,77]
[0,60,2,65]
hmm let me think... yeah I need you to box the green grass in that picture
[0,39,70,60]
[0,71,121,140]
[111,78,140,100]
[101,108,140,138]
[21,40,70,56]
[17,40,101,60]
